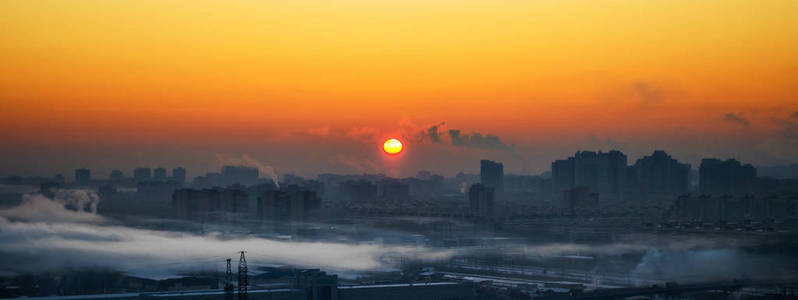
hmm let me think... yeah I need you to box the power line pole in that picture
[225,258,233,300]
[238,251,248,300]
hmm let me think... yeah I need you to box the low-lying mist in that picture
[0,192,453,278]
[1,190,796,283]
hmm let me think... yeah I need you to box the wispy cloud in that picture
[633,81,664,106]
[345,127,381,142]
[723,112,750,126]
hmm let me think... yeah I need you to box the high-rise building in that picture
[597,150,627,196]
[562,186,599,214]
[480,160,504,194]
[573,151,599,193]
[552,158,575,196]
[469,183,495,219]
[75,169,91,185]
[551,150,627,200]
[53,174,65,184]
[172,187,248,220]
[633,150,690,196]
[172,167,186,184]
[221,165,259,186]
[134,168,152,182]
[109,170,125,183]
[257,186,321,222]
[339,180,378,203]
[699,158,756,195]
[40,181,60,198]
[153,168,167,181]
[378,179,410,202]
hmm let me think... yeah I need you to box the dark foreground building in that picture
[2,270,475,300]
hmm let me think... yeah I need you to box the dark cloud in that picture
[723,112,749,126]
[414,122,518,154]
[418,121,446,143]
[448,130,513,151]
[329,154,378,173]
[791,111,798,120]
[346,127,380,141]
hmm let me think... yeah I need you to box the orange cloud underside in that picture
[1,0,797,146]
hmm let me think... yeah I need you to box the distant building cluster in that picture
[257,185,322,222]
[2,149,798,227]
[468,183,494,220]
[172,187,249,220]
[552,150,689,203]
[699,158,756,195]
[673,194,797,222]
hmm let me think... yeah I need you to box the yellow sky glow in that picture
[1,0,797,146]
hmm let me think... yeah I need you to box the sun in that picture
[383,138,403,155]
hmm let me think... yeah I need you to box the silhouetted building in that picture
[469,183,494,220]
[673,194,798,221]
[54,174,65,184]
[257,186,321,222]
[221,165,259,186]
[98,184,117,200]
[294,269,339,300]
[193,172,222,188]
[504,175,545,203]
[552,158,575,197]
[699,158,756,195]
[378,179,410,202]
[339,180,378,203]
[137,180,181,217]
[134,168,152,182]
[551,150,627,200]
[597,150,627,197]
[172,187,249,220]
[109,170,125,183]
[172,167,186,184]
[562,186,599,214]
[480,160,504,195]
[153,168,168,181]
[573,151,599,193]
[75,169,91,185]
[632,150,690,196]
[758,163,798,179]
[40,182,59,198]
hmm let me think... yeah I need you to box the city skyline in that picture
[2,1,798,178]
[2,2,798,298]
[3,147,797,181]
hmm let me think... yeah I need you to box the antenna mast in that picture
[238,251,248,300]
[225,258,233,300]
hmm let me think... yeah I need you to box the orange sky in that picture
[1,0,798,177]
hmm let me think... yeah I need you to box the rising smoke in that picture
[215,154,281,188]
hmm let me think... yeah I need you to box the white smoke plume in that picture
[0,190,103,223]
[215,154,281,188]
